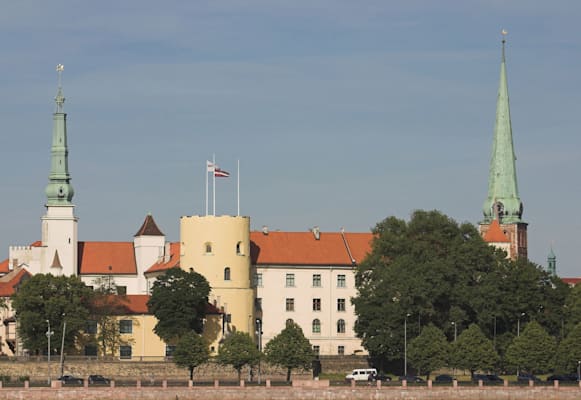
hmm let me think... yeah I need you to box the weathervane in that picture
[55,64,65,113]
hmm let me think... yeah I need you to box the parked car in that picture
[345,368,377,382]
[434,374,454,383]
[517,373,540,383]
[398,375,425,383]
[88,374,110,384]
[472,374,502,383]
[486,374,504,383]
[546,374,578,382]
[57,375,83,385]
[368,372,391,382]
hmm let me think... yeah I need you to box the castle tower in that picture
[180,215,255,337]
[134,213,166,293]
[479,33,528,260]
[41,65,78,276]
[547,247,556,276]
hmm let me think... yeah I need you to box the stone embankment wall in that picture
[0,384,580,400]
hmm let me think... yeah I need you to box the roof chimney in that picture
[262,226,269,235]
[312,226,320,240]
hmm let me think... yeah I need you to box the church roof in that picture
[78,241,137,275]
[134,214,164,237]
[250,231,373,266]
[483,219,510,243]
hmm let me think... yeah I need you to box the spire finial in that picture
[501,29,508,62]
[55,64,65,113]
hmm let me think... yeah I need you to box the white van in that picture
[345,368,377,381]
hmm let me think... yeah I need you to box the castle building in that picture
[480,35,528,259]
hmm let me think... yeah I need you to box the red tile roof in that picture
[0,268,31,297]
[0,259,9,274]
[144,242,180,274]
[78,242,137,275]
[95,294,222,315]
[134,214,164,237]
[482,219,510,243]
[562,278,581,286]
[250,231,373,266]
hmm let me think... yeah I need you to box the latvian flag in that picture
[214,167,230,178]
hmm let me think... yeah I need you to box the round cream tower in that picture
[180,215,255,337]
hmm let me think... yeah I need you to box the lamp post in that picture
[517,312,525,337]
[451,322,457,342]
[404,313,411,377]
[577,361,580,383]
[46,320,54,385]
[59,316,67,378]
[256,318,262,385]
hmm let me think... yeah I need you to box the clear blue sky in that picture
[1,1,579,276]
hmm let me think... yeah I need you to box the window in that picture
[119,320,133,334]
[253,273,263,287]
[312,298,321,311]
[86,320,97,334]
[338,345,345,355]
[286,273,295,287]
[286,318,294,326]
[205,242,212,254]
[120,345,132,359]
[255,298,262,311]
[337,274,346,288]
[84,344,97,356]
[285,298,295,312]
[313,345,320,355]
[337,298,346,312]
[116,286,127,295]
[236,241,243,255]
[337,319,346,333]
[165,345,176,357]
[224,267,231,281]
[312,274,321,287]
[312,319,321,333]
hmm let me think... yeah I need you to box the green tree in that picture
[554,322,581,373]
[407,324,449,380]
[450,324,499,378]
[264,322,313,382]
[173,332,210,380]
[217,332,261,381]
[147,267,211,342]
[89,276,127,356]
[11,274,93,354]
[505,320,556,374]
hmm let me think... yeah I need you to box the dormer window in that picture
[224,267,231,281]
[205,242,212,254]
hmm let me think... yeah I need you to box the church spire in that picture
[45,64,74,206]
[482,31,523,224]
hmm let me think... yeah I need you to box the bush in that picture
[18,375,29,382]
[0,375,10,383]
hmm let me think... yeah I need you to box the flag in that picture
[214,168,230,178]
[207,160,215,172]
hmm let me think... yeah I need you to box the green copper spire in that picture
[45,64,74,206]
[547,246,556,276]
[482,32,523,223]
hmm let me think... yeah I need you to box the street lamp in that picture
[577,361,580,383]
[451,322,457,342]
[517,312,526,337]
[404,313,411,377]
[59,315,67,378]
[256,318,262,385]
[46,320,54,385]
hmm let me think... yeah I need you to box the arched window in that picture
[286,318,294,327]
[205,242,212,254]
[224,267,231,281]
[236,241,243,255]
[312,319,321,334]
[337,319,346,334]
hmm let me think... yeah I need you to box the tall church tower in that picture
[479,33,528,260]
[41,65,78,276]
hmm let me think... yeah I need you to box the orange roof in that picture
[562,278,581,286]
[94,294,150,314]
[250,231,373,266]
[482,220,510,243]
[0,268,31,297]
[0,259,9,274]
[78,242,137,275]
[145,242,180,274]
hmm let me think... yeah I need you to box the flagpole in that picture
[212,154,216,216]
[205,161,209,216]
[237,160,240,216]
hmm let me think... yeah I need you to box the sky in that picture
[0,1,579,276]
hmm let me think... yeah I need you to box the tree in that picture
[173,332,210,380]
[11,274,93,354]
[147,267,211,342]
[407,324,449,380]
[553,322,581,373]
[450,324,498,378]
[217,332,261,381]
[264,322,313,382]
[89,276,127,356]
[505,320,556,374]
